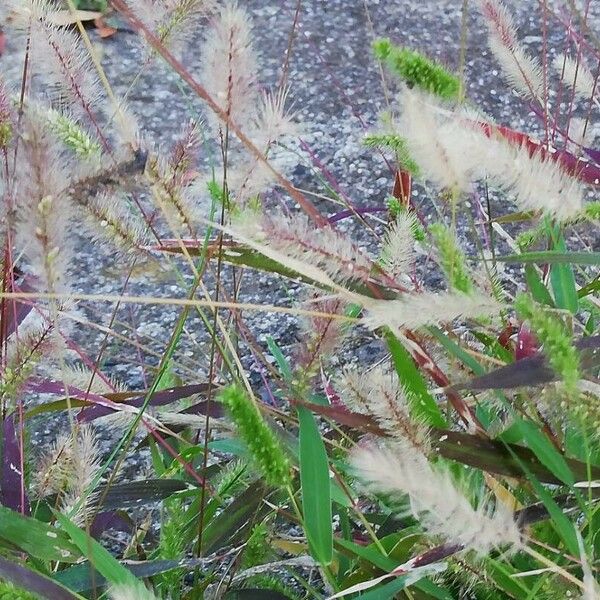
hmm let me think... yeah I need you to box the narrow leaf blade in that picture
[298,406,333,566]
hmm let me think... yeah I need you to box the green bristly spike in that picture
[45,109,101,159]
[515,293,580,397]
[218,385,291,488]
[582,201,600,221]
[373,38,461,100]
[241,522,271,569]
[363,133,420,175]
[429,222,473,294]
[0,582,37,600]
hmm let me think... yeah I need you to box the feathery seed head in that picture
[479,0,518,49]
[379,211,417,279]
[399,88,472,192]
[31,424,100,503]
[430,107,584,220]
[363,290,502,334]
[553,53,597,101]
[14,109,74,292]
[77,192,148,257]
[146,151,201,237]
[252,89,299,146]
[487,36,543,100]
[0,321,58,404]
[351,442,521,555]
[258,213,374,284]
[129,0,216,55]
[339,364,430,452]
[15,1,102,119]
[199,1,258,134]
[479,0,543,100]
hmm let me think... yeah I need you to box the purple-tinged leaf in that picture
[553,147,600,185]
[26,379,135,415]
[180,399,224,418]
[515,323,538,360]
[296,399,385,435]
[225,591,296,600]
[78,383,212,422]
[454,335,600,391]
[584,144,600,166]
[55,557,211,593]
[92,479,189,510]
[89,512,134,539]
[327,206,387,224]
[1,414,29,514]
[453,354,554,390]
[0,556,82,600]
[3,277,37,338]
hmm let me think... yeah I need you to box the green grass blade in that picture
[0,506,81,563]
[385,331,446,428]
[513,419,575,487]
[496,251,600,265]
[298,405,333,566]
[549,233,579,313]
[54,511,140,589]
[524,265,555,307]
[507,446,579,557]
[0,556,84,600]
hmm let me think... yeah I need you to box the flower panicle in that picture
[479,0,517,48]
[15,112,73,292]
[218,385,291,488]
[373,38,460,100]
[146,151,200,238]
[45,108,102,160]
[60,424,102,524]
[15,0,103,122]
[515,293,582,405]
[396,89,583,219]
[130,0,216,55]
[379,211,417,279]
[479,0,543,100]
[553,53,597,101]
[199,0,258,135]
[363,290,502,334]
[32,424,100,504]
[339,364,430,453]
[169,120,201,185]
[428,222,473,294]
[1,321,57,404]
[257,213,374,285]
[351,442,521,555]
[229,88,299,205]
[76,191,149,257]
[399,88,470,192]
[252,88,299,146]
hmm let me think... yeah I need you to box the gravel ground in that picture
[1,0,599,494]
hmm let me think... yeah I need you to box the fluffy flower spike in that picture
[351,442,522,555]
